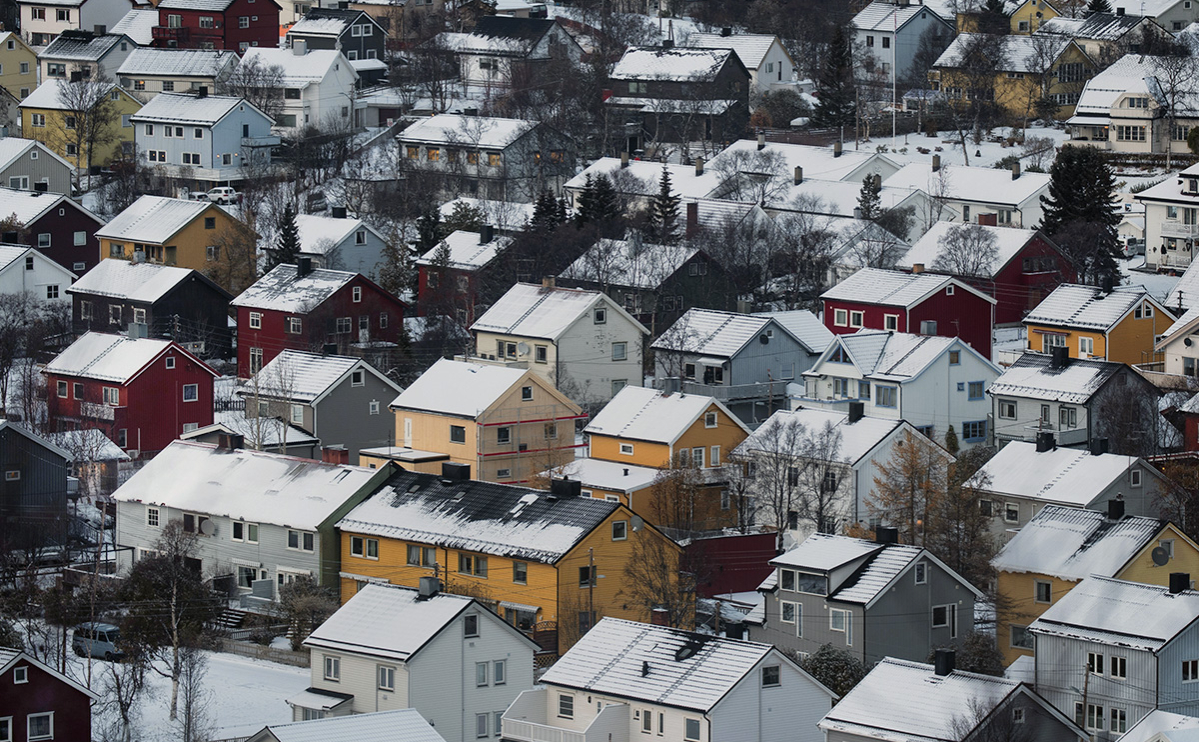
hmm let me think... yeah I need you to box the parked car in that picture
[207,187,240,205]
[72,621,123,661]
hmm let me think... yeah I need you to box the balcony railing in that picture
[657,377,788,402]
[151,25,189,41]
[1161,220,1199,239]
[1159,249,1194,269]
[503,690,629,742]
[81,401,115,421]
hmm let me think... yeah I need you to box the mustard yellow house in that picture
[336,467,684,652]
[931,33,1093,121]
[387,357,585,484]
[955,0,1059,33]
[1023,283,1174,365]
[994,503,1199,666]
[20,79,140,169]
[0,33,38,101]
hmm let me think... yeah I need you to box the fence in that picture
[216,637,309,667]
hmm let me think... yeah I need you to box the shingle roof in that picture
[993,505,1165,581]
[611,46,735,82]
[833,331,961,380]
[94,196,212,244]
[67,260,208,303]
[0,187,77,224]
[1036,11,1149,40]
[584,386,745,444]
[987,352,1124,404]
[337,469,621,563]
[755,310,834,354]
[44,332,180,383]
[230,264,355,313]
[822,267,992,307]
[973,441,1144,506]
[253,708,448,742]
[389,358,528,418]
[303,584,474,661]
[852,1,942,32]
[896,222,1041,278]
[443,15,556,55]
[471,283,628,341]
[118,49,237,78]
[682,32,780,69]
[398,114,538,150]
[1030,575,1199,651]
[540,618,801,711]
[772,534,929,605]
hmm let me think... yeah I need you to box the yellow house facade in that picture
[336,468,684,653]
[1008,0,1058,33]
[1023,284,1175,364]
[390,358,586,484]
[21,80,140,168]
[995,505,1199,666]
[0,33,38,101]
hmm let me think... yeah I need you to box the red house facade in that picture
[0,648,98,742]
[44,332,218,458]
[416,228,508,326]
[821,268,996,358]
[153,0,280,51]
[231,260,406,378]
[0,191,105,275]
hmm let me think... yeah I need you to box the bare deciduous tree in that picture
[219,56,286,122]
[932,223,1000,277]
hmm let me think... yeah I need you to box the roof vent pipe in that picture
[1171,572,1190,594]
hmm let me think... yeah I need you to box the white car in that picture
[207,187,239,205]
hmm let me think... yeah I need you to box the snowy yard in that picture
[857,124,1072,170]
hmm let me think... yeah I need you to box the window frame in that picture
[26,713,53,742]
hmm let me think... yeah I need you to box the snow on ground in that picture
[1122,255,1182,303]
[860,124,1072,169]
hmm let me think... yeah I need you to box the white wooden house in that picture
[0,243,75,303]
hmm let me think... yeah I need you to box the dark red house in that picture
[44,332,218,458]
[153,0,280,51]
[688,531,776,598]
[416,227,509,325]
[0,188,105,275]
[895,223,1075,326]
[231,259,406,378]
[0,647,97,742]
[821,267,996,358]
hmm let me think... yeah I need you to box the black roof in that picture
[470,15,555,42]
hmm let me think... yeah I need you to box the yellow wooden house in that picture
[994,503,1199,666]
[0,32,38,101]
[387,357,586,485]
[955,0,1058,33]
[1023,283,1174,365]
[336,467,684,652]
[20,79,140,169]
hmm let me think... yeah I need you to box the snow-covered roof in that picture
[118,49,237,77]
[0,187,81,225]
[130,93,253,126]
[158,0,236,11]
[41,31,130,62]
[472,282,639,341]
[1167,259,1199,311]
[398,114,537,149]
[44,332,210,383]
[987,352,1125,404]
[896,222,1040,278]
[853,1,945,32]
[682,32,782,70]
[1030,575,1199,651]
[1069,54,1199,125]
[935,32,1075,74]
[20,79,132,112]
[585,386,746,444]
[819,658,1025,741]
[993,504,1165,581]
[821,267,993,307]
[755,310,834,355]
[1121,711,1199,742]
[972,440,1143,506]
[180,409,319,449]
[1024,283,1169,331]
[415,229,509,270]
[289,8,365,37]
[292,213,375,255]
[439,15,559,56]
[611,46,736,82]
[1161,305,1199,344]
[560,238,698,289]
[883,161,1050,206]
[772,533,947,605]
[562,158,721,200]
[548,458,659,494]
[251,708,448,742]
[95,195,212,244]
[240,48,351,86]
[651,308,800,358]
[736,407,908,467]
[829,330,964,381]
[304,583,475,661]
[245,351,396,404]
[437,197,535,229]
[47,429,130,462]
[110,8,158,46]
[772,532,882,571]
[0,138,72,174]
[68,260,220,303]
[338,469,621,563]
[541,618,817,711]
[390,358,528,418]
[0,421,72,461]
[709,138,900,184]
[230,263,355,312]
[111,440,381,530]
[1037,11,1149,40]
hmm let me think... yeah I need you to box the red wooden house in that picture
[230,259,406,378]
[894,223,1075,326]
[416,226,509,325]
[821,267,996,357]
[44,332,218,458]
[0,647,98,742]
[153,0,280,51]
[0,188,106,276]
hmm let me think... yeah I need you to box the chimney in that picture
[1035,431,1055,453]
[685,201,699,238]
[322,445,349,464]
[641,661,650,676]
[623,468,630,476]
[662,38,674,49]
[1090,438,1110,456]
[197,86,208,98]
[93,24,105,33]
[331,205,347,219]
[1050,344,1069,369]
[720,26,732,36]
[757,132,766,150]
[417,575,441,599]
[480,224,494,244]
[462,107,478,117]
[542,275,556,290]
[1012,161,1021,180]
[912,263,925,274]
[217,432,244,450]
[550,478,582,498]
[793,166,803,185]
[297,256,313,277]
[695,157,704,176]
[834,141,843,158]
[848,400,864,423]
[932,154,941,172]
[1171,572,1191,594]
[322,342,337,355]
[1116,5,1125,13]
[1101,274,1115,294]
[875,526,898,544]
[934,649,956,677]
[1108,496,1125,520]
[441,462,471,481]
[293,38,307,56]
[853,207,863,219]
[620,151,630,168]
[126,322,147,339]
[650,607,670,626]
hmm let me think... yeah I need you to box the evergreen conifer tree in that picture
[1040,145,1121,286]
[647,167,681,244]
[266,205,300,271]
[530,189,561,233]
[1087,0,1112,12]
[812,25,857,132]
[858,175,882,220]
[575,174,596,226]
[416,208,443,252]
[592,174,621,224]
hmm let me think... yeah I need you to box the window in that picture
[920,320,937,335]
[57,380,67,398]
[762,665,780,687]
[866,35,875,46]
[1010,625,1033,649]
[1059,406,1077,430]
[231,521,258,543]
[915,562,927,584]
[1111,708,1127,734]
[998,400,1016,419]
[612,520,628,540]
[685,718,701,741]
[1117,125,1147,142]
[72,382,83,399]
[352,286,362,303]
[780,569,796,591]
[459,553,487,577]
[1088,651,1104,675]
[1035,581,1052,604]
[967,381,984,400]
[1184,659,1199,681]
[594,308,607,324]
[1086,703,1105,731]
[883,314,899,330]
[182,384,198,402]
[45,284,59,300]
[520,385,534,401]
[1012,707,1025,724]
[579,565,596,587]
[642,708,653,732]
[323,655,340,681]
[620,443,634,455]
[450,425,466,443]
[103,387,120,405]
[350,536,379,559]
[612,341,628,361]
[963,420,986,441]
[182,152,201,165]
[406,544,436,567]
[1131,469,1143,487]
[1005,502,1020,523]
[882,36,890,48]
[146,507,159,527]
[351,369,364,387]
[496,426,511,445]
[336,317,352,334]
[476,661,488,686]
[877,386,897,407]
[31,113,45,128]
[833,308,848,326]
[949,350,960,365]
[849,310,864,328]
[558,694,574,719]
[932,604,958,636]
[378,665,395,691]
[288,530,314,551]
[27,713,52,741]
[248,312,262,329]
[1162,539,1175,559]
[1111,656,1127,679]
[1079,336,1094,357]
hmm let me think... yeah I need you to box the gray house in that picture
[292,211,389,278]
[285,8,386,85]
[112,438,391,601]
[651,308,833,424]
[1031,575,1199,740]
[747,531,982,666]
[0,421,71,554]
[239,350,403,463]
[0,137,74,196]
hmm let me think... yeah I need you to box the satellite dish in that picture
[1187,338,1194,348]
[199,519,215,536]
[631,515,644,532]
[1152,546,1170,566]
[759,333,770,345]
[517,342,530,355]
